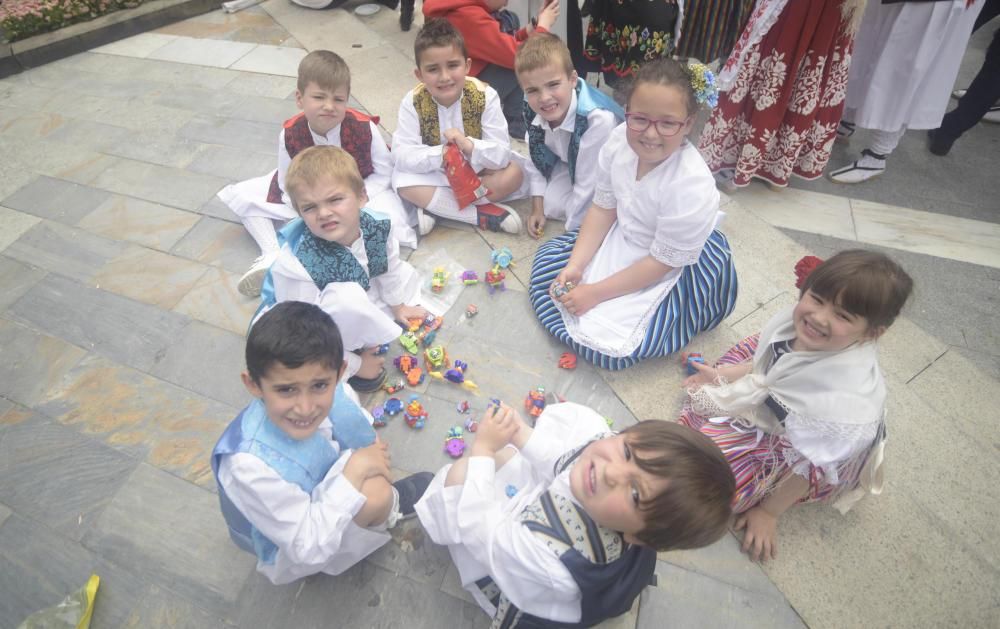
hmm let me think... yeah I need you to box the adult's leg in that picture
[931,27,1000,153]
[476,64,527,138]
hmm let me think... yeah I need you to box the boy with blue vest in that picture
[415,402,734,627]
[260,145,429,392]
[515,34,624,237]
[212,301,432,585]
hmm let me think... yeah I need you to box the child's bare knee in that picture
[354,476,394,527]
[484,163,523,200]
[399,186,435,208]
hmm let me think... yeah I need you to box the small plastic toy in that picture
[373,343,390,356]
[524,386,546,417]
[551,281,575,298]
[485,267,506,294]
[383,379,405,394]
[408,315,443,346]
[680,352,705,375]
[399,331,420,355]
[465,303,479,318]
[491,246,515,270]
[505,484,518,498]
[605,416,614,429]
[461,270,479,285]
[406,367,425,386]
[456,400,471,414]
[440,359,478,391]
[424,345,449,371]
[444,426,465,458]
[404,395,428,429]
[372,406,387,428]
[431,267,449,293]
[384,397,404,416]
[464,418,479,432]
[394,354,417,374]
[558,352,577,369]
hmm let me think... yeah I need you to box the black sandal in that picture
[348,368,387,393]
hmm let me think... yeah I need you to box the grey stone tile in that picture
[0,164,36,199]
[197,195,243,223]
[149,85,249,117]
[186,145,276,182]
[6,274,190,373]
[83,463,257,620]
[1,176,112,225]
[0,255,46,312]
[637,562,805,629]
[171,216,260,274]
[43,118,133,152]
[440,561,477,605]
[224,93,299,124]
[148,319,251,409]
[36,354,237,490]
[172,267,259,336]
[58,53,240,91]
[234,561,490,629]
[38,90,197,135]
[0,82,58,110]
[0,502,10,528]
[0,318,87,407]
[3,220,127,283]
[178,115,280,155]
[0,105,66,141]
[660,533,785,597]
[92,245,210,310]
[223,72,297,99]
[121,584,237,629]
[76,195,201,252]
[90,158,229,212]
[0,206,41,253]
[0,414,137,541]
[366,518,452,587]
[102,129,208,169]
[0,514,158,628]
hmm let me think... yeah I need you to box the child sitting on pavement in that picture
[416,401,735,626]
[211,301,432,585]
[259,145,428,392]
[219,49,416,298]
[515,33,624,236]
[392,18,525,237]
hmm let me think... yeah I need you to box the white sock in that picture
[242,216,280,255]
[384,486,402,530]
[426,187,477,225]
[870,128,905,157]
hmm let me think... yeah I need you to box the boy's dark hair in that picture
[297,50,351,95]
[625,58,699,117]
[801,249,913,331]
[414,18,467,67]
[620,421,735,552]
[246,302,345,384]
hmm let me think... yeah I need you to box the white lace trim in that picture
[592,186,616,210]
[717,0,789,91]
[649,241,702,267]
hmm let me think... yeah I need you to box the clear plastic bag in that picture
[18,574,99,629]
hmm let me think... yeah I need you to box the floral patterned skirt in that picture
[584,0,679,78]
[697,0,856,187]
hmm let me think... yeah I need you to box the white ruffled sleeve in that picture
[392,93,445,174]
[469,87,513,172]
[368,234,422,309]
[784,412,881,486]
[649,149,719,267]
[364,121,394,198]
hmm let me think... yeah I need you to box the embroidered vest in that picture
[211,387,374,564]
[266,109,380,204]
[413,77,487,147]
[524,78,624,184]
[476,438,657,628]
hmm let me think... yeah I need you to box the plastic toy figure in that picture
[431,267,449,293]
[372,406,387,428]
[373,343,390,356]
[384,397,404,416]
[416,315,444,346]
[505,484,518,498]
[485,267,506,294]
[399,331,419,355]
[558,352,577,369]
[444,426,465,458]
[407,318,423,332]
[524,387,546,417]
[394,355,417,374]
[680,352,705,376]
[404,396,428,429]
[465,303,478,318]
[456,400,471,414]
[406,367,424,386]
[384,379,405,394]
[464,418,479,432]
[424,345,449,371]
[461,270,479,285]
[491,246,514,270]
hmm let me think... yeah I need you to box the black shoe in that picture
[393,472,433,518]
[379,0,399,8]
[348,368,387,393]
[507,120,527,140]
[927,129,955,156]
[399,0,415,31]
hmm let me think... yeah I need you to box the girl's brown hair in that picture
[624,58,698,116]
[801,249,913,331]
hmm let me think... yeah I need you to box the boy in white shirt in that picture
[515,34,623,236]
[212,301,432,585]
[392,18,525,236]
[260,145,428,392]
[219,50,416,297]
[415,402,735,627]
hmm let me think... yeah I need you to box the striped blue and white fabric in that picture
[529,229,738,370]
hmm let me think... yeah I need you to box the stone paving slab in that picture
[76,194,202,253]
[171,215,260,275]
[1,176,112,225]
[172,266,259,336]
[3,221,127,284]
[0,318,87,407]
[89,157,229,212]
[0,256,46,312]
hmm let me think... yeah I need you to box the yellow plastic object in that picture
[17,574,100,629]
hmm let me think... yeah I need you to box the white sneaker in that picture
[828,149,886,184]
[496,203,523,234]
[952,89,967,100]
[238,252,277,297]
[417,208,436,236]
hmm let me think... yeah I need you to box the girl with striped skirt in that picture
[528,59,738,371]
[678,250,914,561]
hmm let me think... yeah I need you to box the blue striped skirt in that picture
[529,230,738,370]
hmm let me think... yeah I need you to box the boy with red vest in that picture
[219,50,417,298]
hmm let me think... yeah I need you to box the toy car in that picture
[431,267,449,293]
[680,352,705,375]
[399,331,420,355]
[456,400,471,414]
[384,379,405,394]
[465,303,478,318]
[524,386,546,417]
[416,315,444,346]
[558,352,577,370]
[461,270,479,285]
[444,426,465,458]
[424,345,449,371]
[404,396,428,429]
[464,418,479,432]
[384,397,404,416]
[485,267,506,294]
[372,406,387,428]
[491,246,514,270]
[406,367,424,386]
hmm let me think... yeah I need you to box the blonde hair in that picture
[515,32,574,78]
[297,50,351,94]
[285,146,365,210]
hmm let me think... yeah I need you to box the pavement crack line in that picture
[904,348,950,385]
